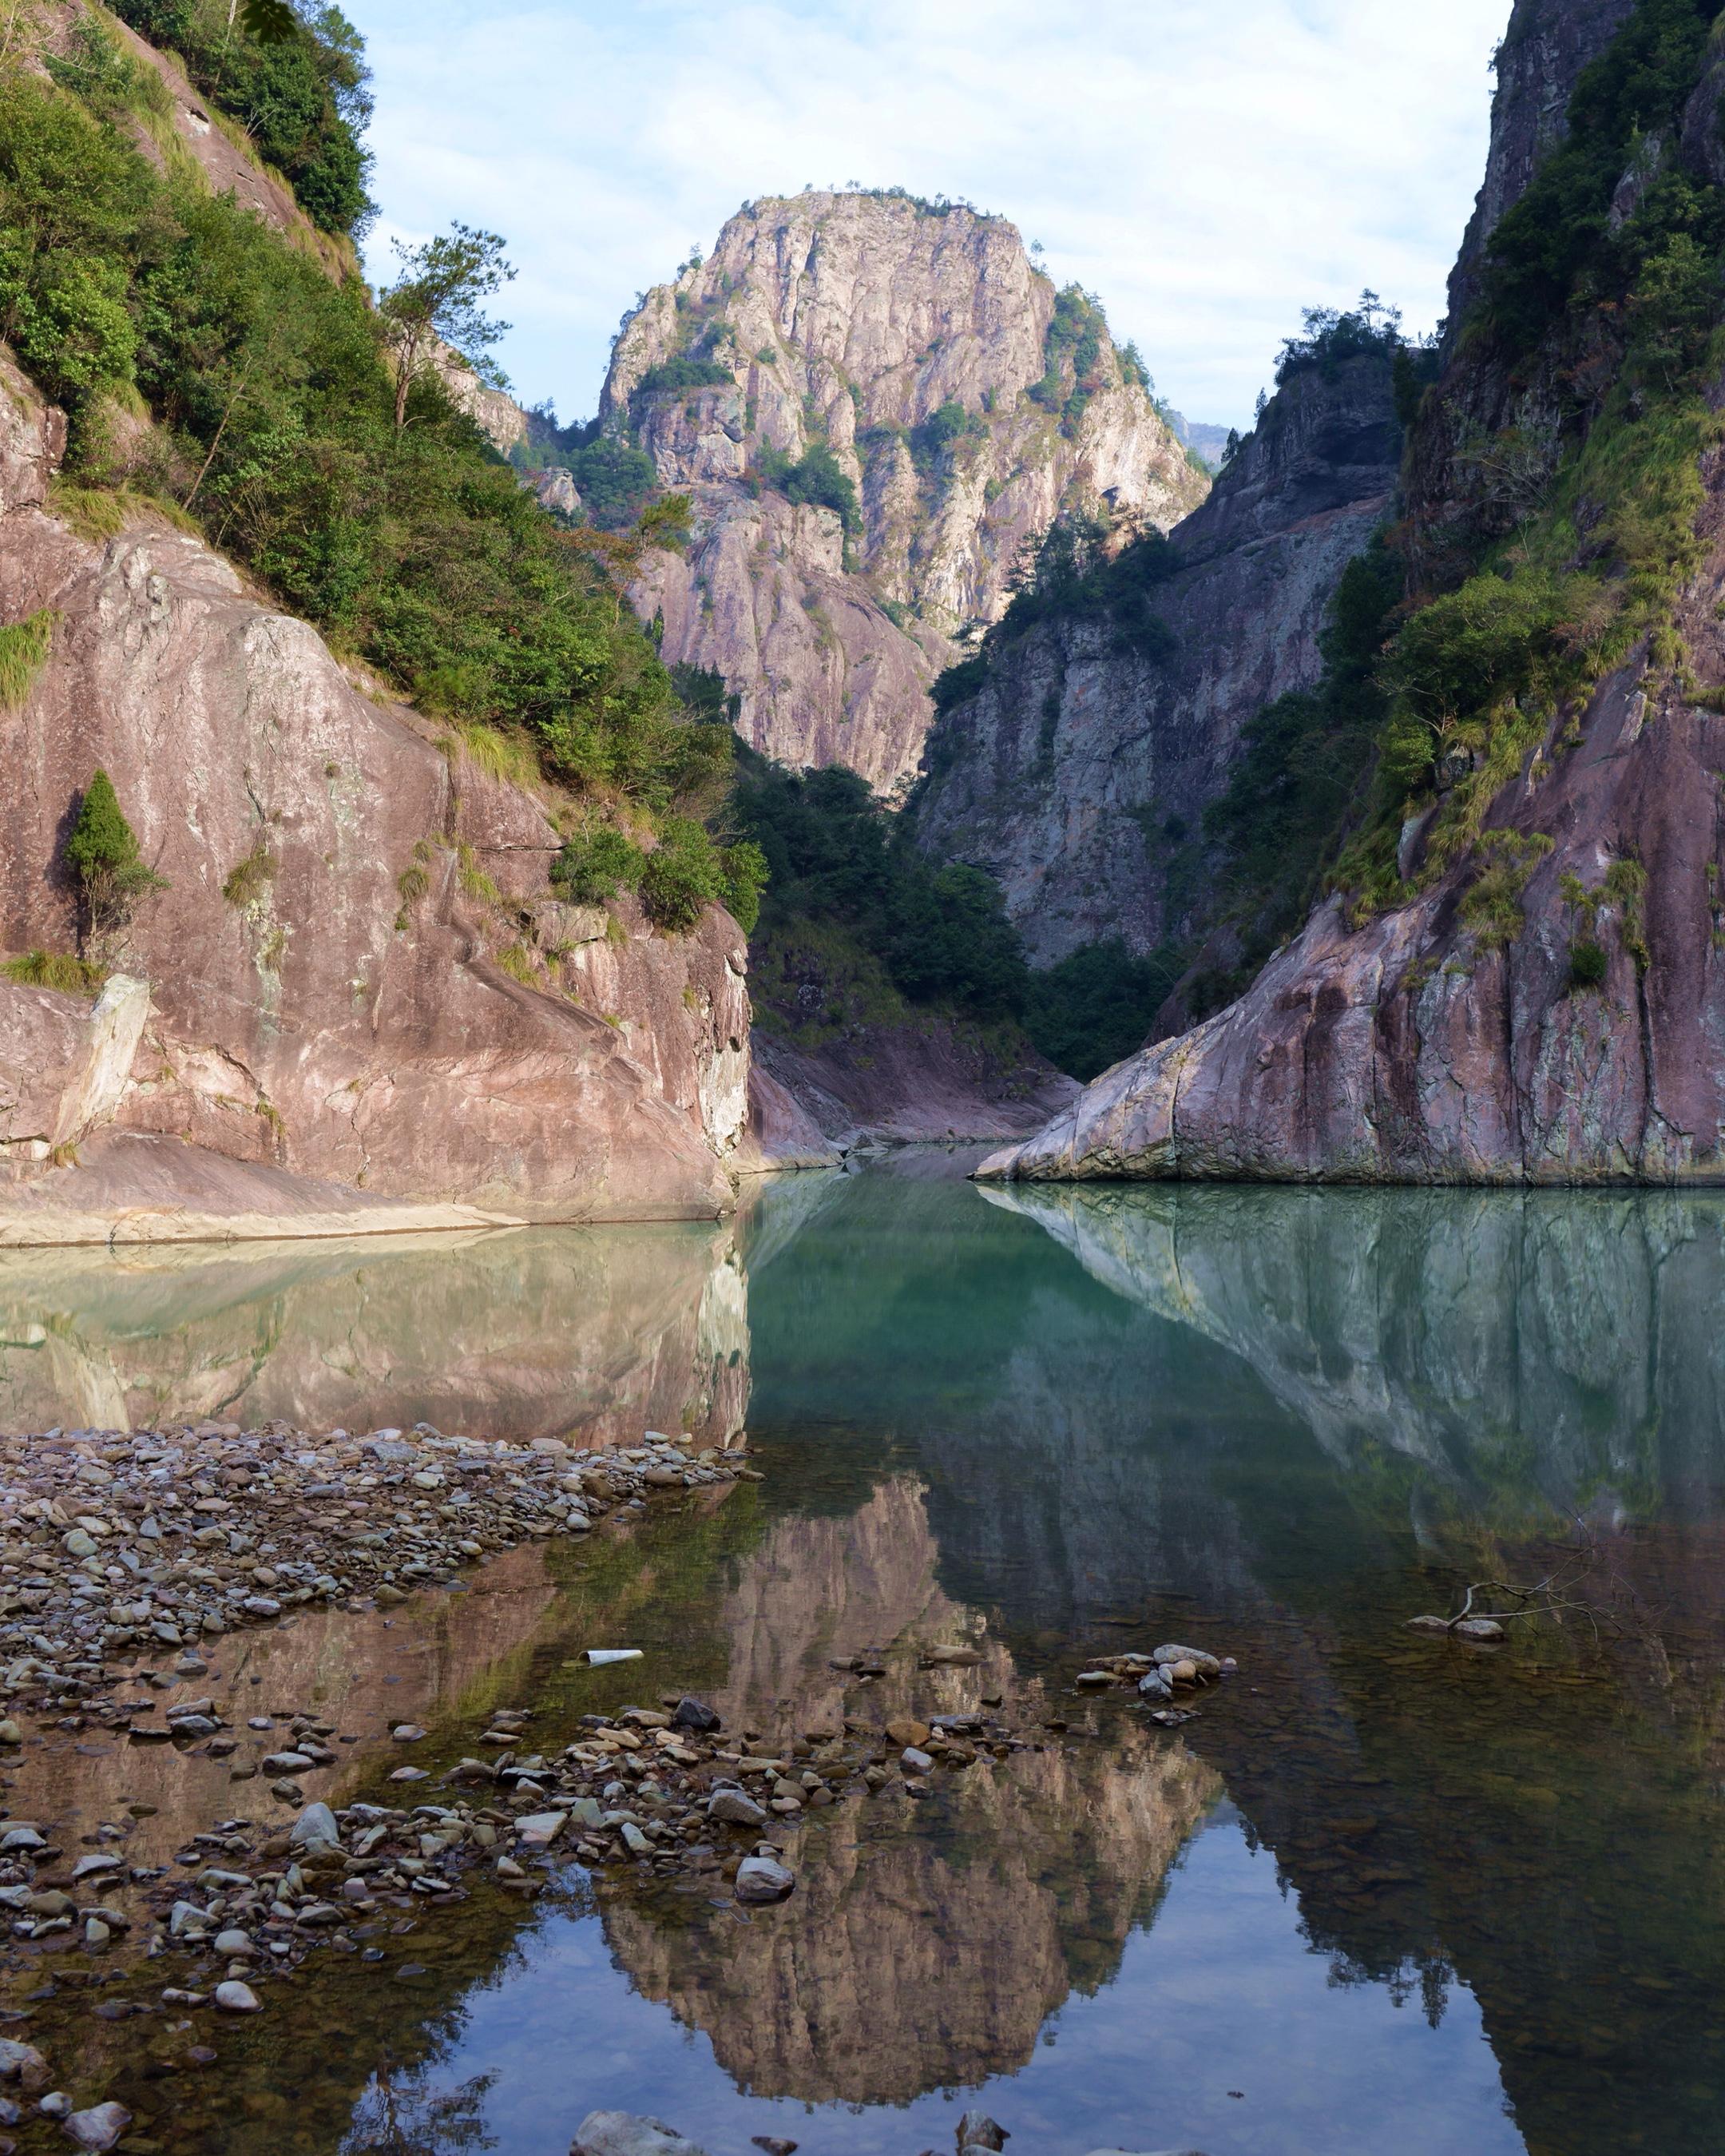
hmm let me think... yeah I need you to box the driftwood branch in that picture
[1408,1539,1626,1641]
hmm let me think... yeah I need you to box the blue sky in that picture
[348,0,1509,431]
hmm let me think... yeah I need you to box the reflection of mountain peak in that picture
[605,1475,1221,2105]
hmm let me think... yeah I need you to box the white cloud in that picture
[351,0,1507,429]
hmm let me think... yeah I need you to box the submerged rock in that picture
[733,1855,795,1904]
[61,2100,131,2150]
[571,2112,712,2156]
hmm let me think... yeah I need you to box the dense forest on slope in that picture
[0,2,760,932]
[107,0,373,234]
[728,748,1185,1079]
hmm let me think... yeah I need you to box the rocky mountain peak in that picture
[610,190,1208,791]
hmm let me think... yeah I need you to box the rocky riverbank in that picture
[0,1421,759,1678]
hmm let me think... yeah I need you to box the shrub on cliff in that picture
[552,827,646,905]
[1326,0,1725,939]
[0,62,736,876]
[752,442,860,534]
[65,768,167,947]
[106,0,374,236]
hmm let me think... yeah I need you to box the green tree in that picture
[378,222,514,430]
[64,769,167,947]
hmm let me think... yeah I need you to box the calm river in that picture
[0,1153,1717,2156]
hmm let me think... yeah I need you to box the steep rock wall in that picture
[977,553,1725,1186]
[974,0,1691,1183]
[0,353,749,1238]
[1444,0,1640,328]
[914,355,1402,963]
[611,193,1207,792]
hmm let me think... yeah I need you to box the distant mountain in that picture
[605,191,1209,793]
[1164,411,1231,467]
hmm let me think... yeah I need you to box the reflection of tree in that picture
[345,2067,496,2155]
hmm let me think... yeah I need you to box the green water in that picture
[2,1159,1723,2155]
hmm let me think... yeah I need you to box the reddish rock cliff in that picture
[0,354,751,1237]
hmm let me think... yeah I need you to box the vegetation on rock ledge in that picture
[0,28,751,938]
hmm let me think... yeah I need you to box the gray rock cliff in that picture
[609,192,1208,792]
[912,354,1402,963]
[979,0,1725,1189]
[0,351,749,1242]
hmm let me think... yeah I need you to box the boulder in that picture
[733,1854,795,1904]
[706,1789,767,1829]
[571,2116,711,2156]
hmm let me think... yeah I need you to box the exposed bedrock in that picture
[978,627,1725,1185]
[0,352,748,1237]
[613,191,1208,792]
[912,354,1402,963]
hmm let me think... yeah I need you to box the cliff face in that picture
[974,632,1725,1185]
[610,192,1208,792]
[1443,0,1640,328]
[912,356,1402,963]
[981,0,1725,1187]
[0,353,751,1239]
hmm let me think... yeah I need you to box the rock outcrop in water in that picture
[913,351,1402,963]
[0,350,749,1239]
[980,0,1725,1185]
[611,192,1208,792]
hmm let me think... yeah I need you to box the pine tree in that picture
[65,768,165,947]
[65,769,139,882]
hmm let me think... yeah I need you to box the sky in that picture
[348,0,1510,433]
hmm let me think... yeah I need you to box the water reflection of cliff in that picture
[608,1478,1219,2106]
[981,1183,1725,1524]
[0,1222,749,1444]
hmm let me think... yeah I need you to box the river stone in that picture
[515,1813,566,1848]
[957,2113,1008,2151]
[567,1798,605,1828]
[291,1803,340,1850]
[707,1789,767,1828]
[212,1929,255,1956]
[669,1696,720,1732]
[0,2039,48,2090]
[213,1981,260,2013]
[262,1752,315,1774]
[901,1747,934,1773]
[61,2101,131,2151]
[69,1856,121,1884]
[572,2114,712,2156]
[734,1855,795,1904]
[922,1644,981,1665]
[884,1717,930,1748]
[1152,1644,1220,1676]
[1453,1617,1506,1640]
[61,1531,97,1558]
